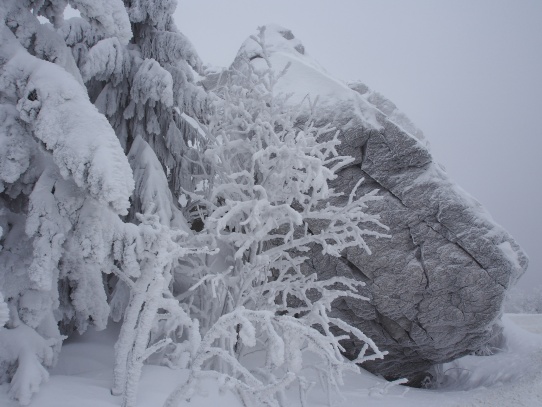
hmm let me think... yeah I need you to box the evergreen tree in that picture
[0,1,208,405]
[0,1,134,403]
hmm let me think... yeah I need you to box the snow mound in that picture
[2,314,542,406]
[232,24,425,141]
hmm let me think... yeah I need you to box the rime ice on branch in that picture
[170,27,388,407]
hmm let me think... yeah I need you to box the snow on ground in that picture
[1,314,542,407]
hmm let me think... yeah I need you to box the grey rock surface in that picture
[221,25,529,382]
[308,110,528,380]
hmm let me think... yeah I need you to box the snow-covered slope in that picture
[1,314,541,407]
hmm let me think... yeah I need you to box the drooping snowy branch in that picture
[131,58,174,107]
[69,0,132,44]
[0,3,138,404]
[128,135,187,228]
[0,32,134,214]
[80,37,128,84]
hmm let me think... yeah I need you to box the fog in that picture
[175,0,542,291]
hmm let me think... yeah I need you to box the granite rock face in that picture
[304,110,528,380]
[211,25,529,382]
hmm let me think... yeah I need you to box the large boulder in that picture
[205,25,529,382]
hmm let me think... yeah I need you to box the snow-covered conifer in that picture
[55,2,213,405]
[70,0,208,198]
[0,1,135,403]
[1,0,213,404]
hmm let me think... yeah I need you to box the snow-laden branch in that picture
[69,0,132,44]
[0,29,135,214]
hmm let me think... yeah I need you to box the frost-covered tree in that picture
[69,0,208,199]
[168,28,389,406]
[0,1,134,403]
[0,1,209,405]
[110,209,211,407]
[1,2,390,406]
[63,3,212,405]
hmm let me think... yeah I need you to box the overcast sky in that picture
[174,0,542,291]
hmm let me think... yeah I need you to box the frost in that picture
[0,3,137,403]
[69,0,132,44]
[128,135,188,229]
[25,170,68,292]
[80,37,128,84]
[1,5,387,407]
[125,0,177,29]
[3,47,135,214]
[0,293,8,327]
[170,27,387,406]
[0,323,61,406]
[0,105,33,190]
[131,58,174,107]
[140,30,202,72]
[110,214,211,407]
[59,17,97,47]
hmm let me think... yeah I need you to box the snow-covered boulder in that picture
[206,25,529,382]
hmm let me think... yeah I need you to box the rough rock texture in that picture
[208,25,529,382]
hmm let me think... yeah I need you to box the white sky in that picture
[174,0,542,291]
